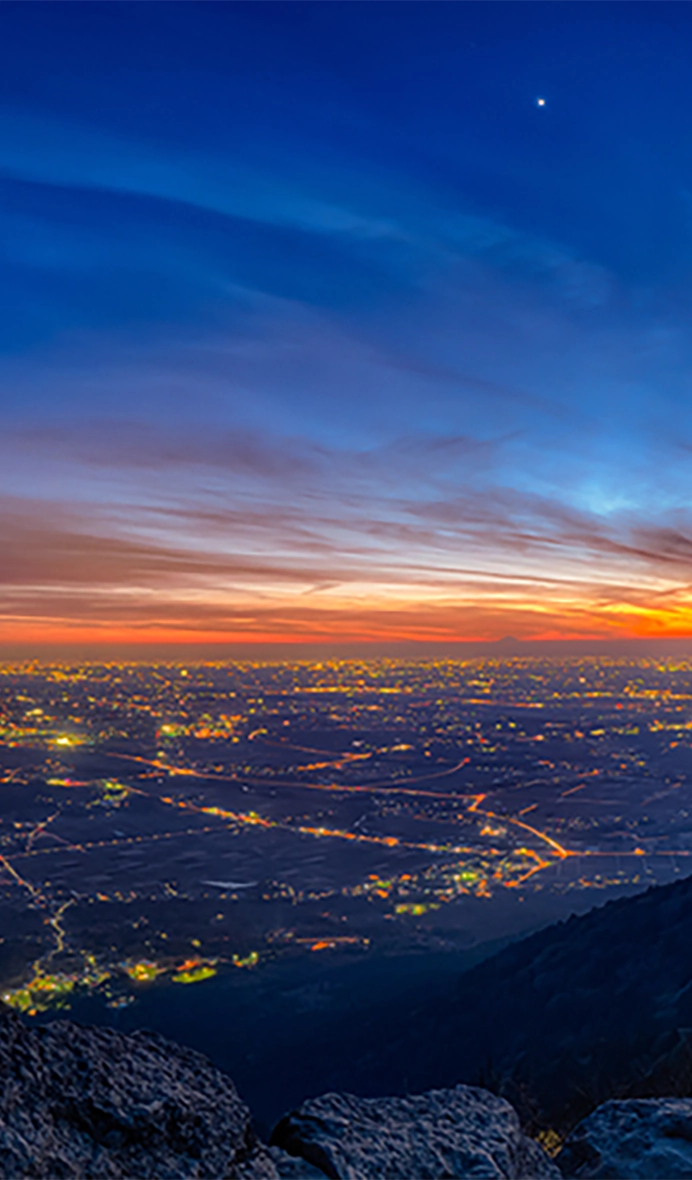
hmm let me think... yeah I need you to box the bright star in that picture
[536,97,546,107]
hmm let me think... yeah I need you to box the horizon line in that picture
[6,636,692,664]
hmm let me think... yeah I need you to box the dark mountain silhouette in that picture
[353,871,692,1133]
[171,871,692,1139]
[23,871,692,1154]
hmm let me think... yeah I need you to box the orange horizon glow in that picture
[5,473,692,654]
[4,603,692,653]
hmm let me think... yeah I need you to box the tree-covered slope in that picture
[379,873,692,1131]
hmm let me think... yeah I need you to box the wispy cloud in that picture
[4,422,692,647]
[4,3,692,650]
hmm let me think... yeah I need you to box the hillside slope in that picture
[367,872,692,1130]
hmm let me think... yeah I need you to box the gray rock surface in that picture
[557,1098,692,1178]
[268,1148,327,1178]
[270,1084,561,1179]
[0,1004,267,1178]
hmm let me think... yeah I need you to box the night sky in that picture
[3,2,692,652]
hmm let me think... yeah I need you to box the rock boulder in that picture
[270,1084,560,1179]
[0,1004,268,1178]
[557,1098,692,1178]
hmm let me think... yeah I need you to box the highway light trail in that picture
[468,793,574,860]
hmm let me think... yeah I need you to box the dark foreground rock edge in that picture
[555,1098,692,1179]
[269,1086,560,1179]
[2,1003,692,1178]
[0,1003,279,1178]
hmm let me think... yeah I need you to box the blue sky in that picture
[3,2,692,649]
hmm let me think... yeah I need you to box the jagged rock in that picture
[557,1098,692,1178]
[0,1004,265,1178]
[233,1151,325,1180]
[270,1084,561,1179]
[266,1147,327,1178]
[234,1146,328,1178]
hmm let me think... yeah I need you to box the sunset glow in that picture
[3,5,692,655]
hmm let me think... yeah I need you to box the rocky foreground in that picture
[0,1004,690,1179]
